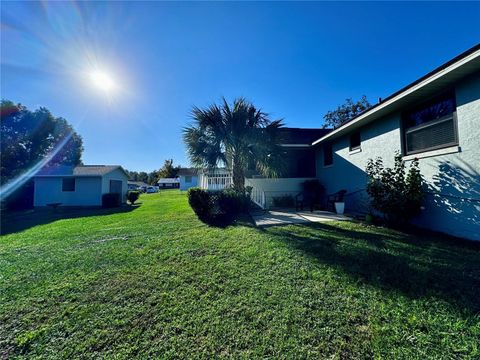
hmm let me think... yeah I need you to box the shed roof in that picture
[36,165,126,177]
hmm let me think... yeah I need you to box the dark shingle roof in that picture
[279,128,332,145]
[177,168,198,176]
[36,165,124,177]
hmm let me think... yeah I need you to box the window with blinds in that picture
[403,92,458,155]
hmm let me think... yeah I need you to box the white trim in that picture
[349,148,362,155]
[323,164,333,169]
[403,146,461,161]
[312,48,480,146]
[280,144,311,147]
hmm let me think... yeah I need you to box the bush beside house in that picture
[127,191,140,205]
[366,153,424,226]
[187,187,251,224]
[102,193,121,208]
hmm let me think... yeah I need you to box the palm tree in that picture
[183,97,285,191]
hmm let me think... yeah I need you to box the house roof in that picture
[128,181,149,186]
[177,168,198,176]
[312,43,480,146]
[157,178,180,183]
[279,128,331,146]
[36,165,126,177]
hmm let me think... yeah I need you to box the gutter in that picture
[311,44,480,146]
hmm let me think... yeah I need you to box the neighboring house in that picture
[34,165,128,207]
[178,168,198,191]
[128,181,149,190]
[157,178,180,189]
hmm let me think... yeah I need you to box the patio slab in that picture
[252,209,351,227]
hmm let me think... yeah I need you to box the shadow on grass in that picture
[1,204,140,236]
[195,213,255,228]
[263,222,480,314]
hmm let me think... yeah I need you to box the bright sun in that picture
[90,70,115,92]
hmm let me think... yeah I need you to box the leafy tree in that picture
[137,172,149,184]
[1,100,83,185]
[366,153,424,226]
[125,169,162,185]
[322,95,371,129]
[157,159,180,179]
[183,97,285,190]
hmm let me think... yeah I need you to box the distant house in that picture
[177,168,198,191]
[128,181,149,190]
[157,178,180,189]
[33,165,128,207]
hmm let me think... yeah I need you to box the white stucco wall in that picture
[315,72,480,240]
[34,177,102,206]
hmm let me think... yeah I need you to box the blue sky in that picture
[1,1,479,172]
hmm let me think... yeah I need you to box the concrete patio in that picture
[251,209,351,227]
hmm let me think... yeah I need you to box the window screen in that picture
[403,92,458,155]
[62,178,75,192]
[323,143,333,166]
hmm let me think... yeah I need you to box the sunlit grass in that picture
[1,191,479,358]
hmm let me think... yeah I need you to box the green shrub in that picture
[188,187,251,223]
[127,190,140,205]
[366,153,424,226]
[102,193,121,208]
[218,188,251,215]
[272,195,295,208]
[187,188,212,219]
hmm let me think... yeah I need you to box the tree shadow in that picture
[419,159,480,240]
[1,205,140,236]
[263,221,480,314]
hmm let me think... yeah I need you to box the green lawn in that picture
[1,191,479,359]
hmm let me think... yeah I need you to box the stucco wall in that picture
[179,175,198,191]
[315,72,480,240]
[34,177,102,206]
[101,168,128,203]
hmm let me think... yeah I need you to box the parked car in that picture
[146,186,157,194]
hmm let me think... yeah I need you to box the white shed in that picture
[33,165,129,207]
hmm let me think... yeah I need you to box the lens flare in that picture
[90,70,115,92]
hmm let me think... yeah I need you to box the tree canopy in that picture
[157,159,180,179]
[1,100,83,185]
[183,97,285,190]
[125,160,181,185]
[322,95,371,129]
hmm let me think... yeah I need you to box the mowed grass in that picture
[1,191,479,359]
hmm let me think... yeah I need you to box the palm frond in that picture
[184,97,286,186]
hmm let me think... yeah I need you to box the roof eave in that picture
[312,45,480,146]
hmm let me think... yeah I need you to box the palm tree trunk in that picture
[232,156,245,191]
